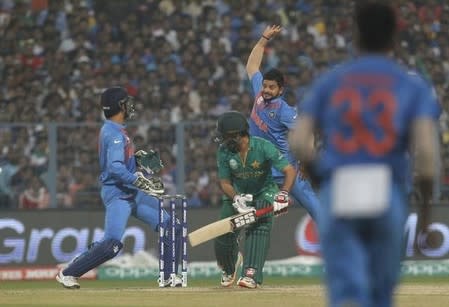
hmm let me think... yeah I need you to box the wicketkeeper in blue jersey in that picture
[245,25,320,221]
[56,87,182,289]
[289,2,440,306]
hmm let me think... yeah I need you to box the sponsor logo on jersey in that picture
[229,159,238,170]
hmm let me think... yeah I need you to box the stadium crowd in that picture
[1,0,449,209]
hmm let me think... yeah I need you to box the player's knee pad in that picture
[100,238,123,258]
[214,233,239,275]
[246,217,272,233]
[214,231,239,247]
[63,238,123,278]
[242,228,271,284]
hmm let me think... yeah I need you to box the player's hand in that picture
[135,149,164,174]
[133,172,165,196]
[273,190,289,216]
[232,194,255,214]
[262,25,282,40]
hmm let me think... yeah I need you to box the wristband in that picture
[262,35,270,40]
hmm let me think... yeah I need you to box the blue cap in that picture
[101,87,128,118]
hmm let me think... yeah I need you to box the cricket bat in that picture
[188,206,275,247]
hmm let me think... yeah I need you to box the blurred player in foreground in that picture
[214,111,295,288]
[245,24,321,222]
[289,1,440,306]
[56,87,182,289]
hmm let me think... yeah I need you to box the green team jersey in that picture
[217,136,289,196]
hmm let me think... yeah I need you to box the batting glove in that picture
[133,172,165,196]
[273,190,289,216]
[232,194,255,214]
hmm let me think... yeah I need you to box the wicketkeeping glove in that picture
[273,190,289,216]
[232,194,255,214]
[133,172,165,196]
[135,149,164,174]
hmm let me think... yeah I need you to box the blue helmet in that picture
[100,87,135,119]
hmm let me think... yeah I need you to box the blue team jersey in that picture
[98,120,137,190]
[249,71,298,167]
[301,55,439,183]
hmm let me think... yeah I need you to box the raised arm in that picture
[246,25,282,79]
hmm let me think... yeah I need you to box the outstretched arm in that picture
[246,25,282,79]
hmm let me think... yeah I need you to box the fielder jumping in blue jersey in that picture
[289,2,440,307]
[56,87,182,289]
[245,25,320,221]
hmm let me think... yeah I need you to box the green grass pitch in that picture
[1,277,449,307]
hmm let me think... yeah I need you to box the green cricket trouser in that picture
[214,184,278,284]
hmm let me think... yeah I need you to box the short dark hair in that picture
[355,1,397,52]
[263,68,284,87]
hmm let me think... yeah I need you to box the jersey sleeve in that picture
[279,102,298,129]
[250,71,263,97]
[106,132,137,185]
[217,148,231,180]
[264,140,289,172]
[412,77,441,120]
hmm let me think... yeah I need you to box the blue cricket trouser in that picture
[318,182,408,307]
[62,189,171,278]
[102,189,169,241]
[273,172,321,221]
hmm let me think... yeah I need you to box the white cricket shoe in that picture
[158,275,183,287]
[237,276,257,289]
[56,270,80,289]
[220,252,243,287]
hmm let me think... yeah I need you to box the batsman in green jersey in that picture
[214,111,296,289]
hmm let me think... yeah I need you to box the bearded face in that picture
[222,132,242,153]
[262,79,283,101]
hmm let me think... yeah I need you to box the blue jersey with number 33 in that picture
[301,55,440,183]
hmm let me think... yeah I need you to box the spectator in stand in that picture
[18,176,49,209]
[0,146,21,208]
[0,0,448,208]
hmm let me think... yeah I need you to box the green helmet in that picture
[215,111,249,152]
[216,111,249,137]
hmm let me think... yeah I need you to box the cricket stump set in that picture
[156,195,281,288]
[158,195,188,287]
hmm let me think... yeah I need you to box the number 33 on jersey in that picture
[331,86,397,156]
